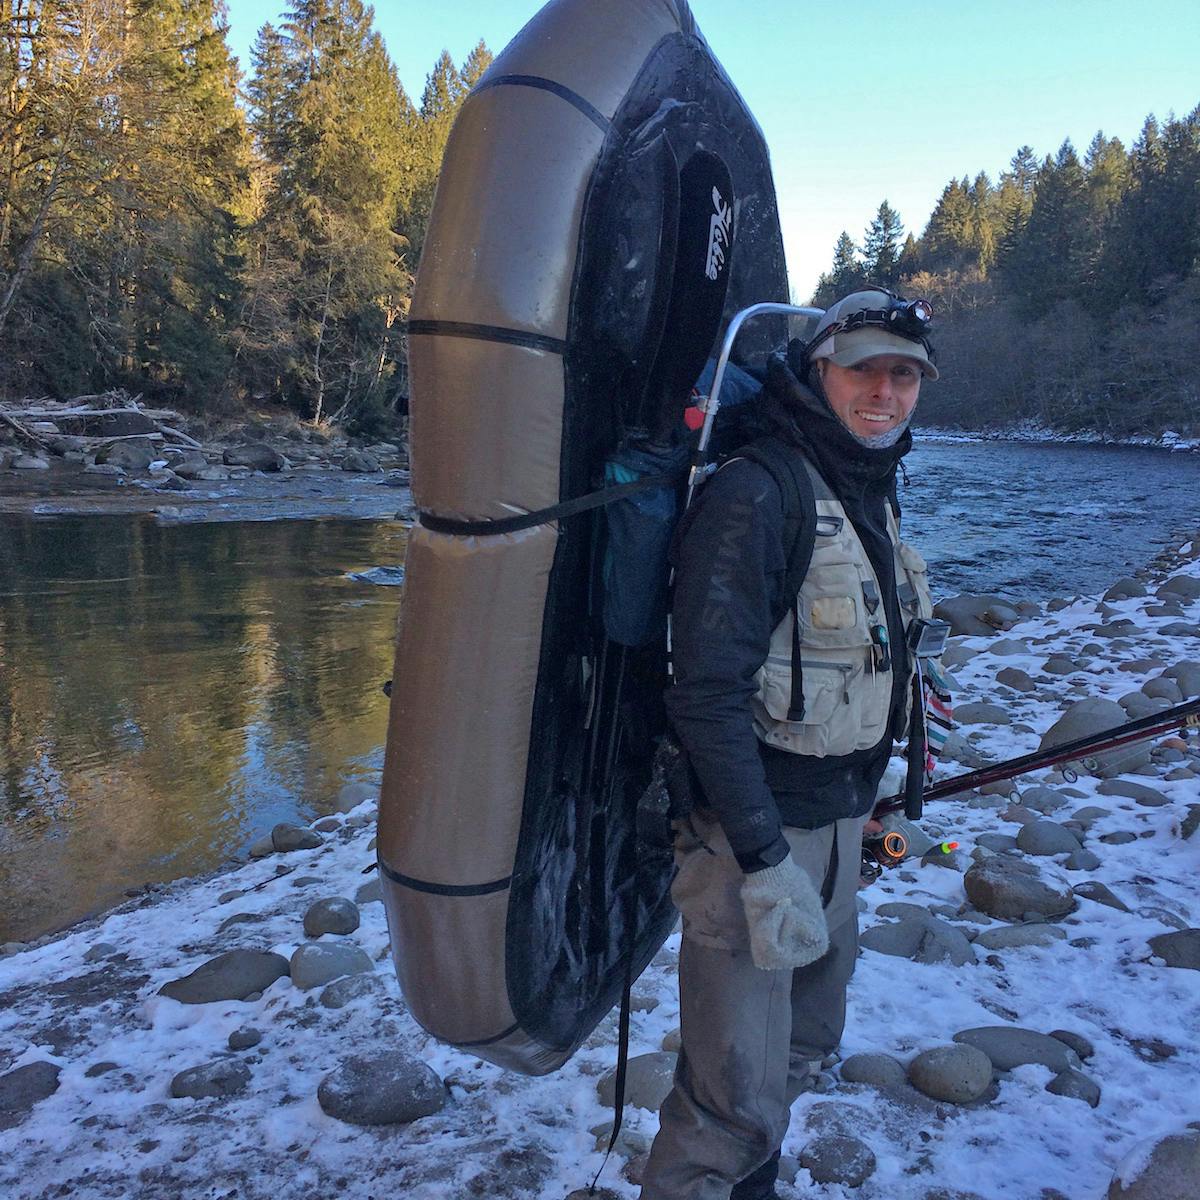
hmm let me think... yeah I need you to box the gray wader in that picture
[639,811,866,1200]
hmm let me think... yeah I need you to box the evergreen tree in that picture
[459,39,493,91]
[812,231,864,305]
[921,178,974,273]
[861,200,904,287]
[994,146,1039,270]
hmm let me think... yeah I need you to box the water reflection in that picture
[0,515,406,942]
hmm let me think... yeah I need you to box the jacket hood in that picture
[761,343,911,495]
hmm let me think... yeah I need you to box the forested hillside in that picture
[813,112,1200,439]
[1,0,488,433]
[4,2,1198,440]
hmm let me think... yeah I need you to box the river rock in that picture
[955,702,1011,726]
[1097,779,1169,807]
[798,1135,876,1187]
[1182,806,1200,840]
[13,454,51,469]
[1105,578,1147,601]
[0,1062,61,1130]
[317,1054,444,1126]
[1042,656,1079,675]
[1071,805,1112,826]
[335,780,378,812]
[1100,831,1137,845]
[976,832,1018,852]
[940,731,992,768]
[1162,661,1200,698]
[953,1027,1080,1073]
[319,972,386,1009]
[839,1053,907,1090]
[1108,1129,1200,1199]
[341,449,380,472]
[1017,821,1081,856]
[996,667,1037,692]
[1065,848,1102,871]
[303,897,360,937]
[1046,1067,1101,1107]
[907,1044,993,1103]
[159,949,289,1003]
[1049,1030,1095,1061]
[1157,575,1200,601]
[1019,787,1069,815]
[168,451,210,478]
[974,924,1067,950]
[941,643,978,670]
[964,856,1076,920]
[228,1027,262,1051]
[1039,699,1149,777]
[933,594,1014,637]
[597,1051,675,1111]
[1143,676,1185,703]
[983,637,1027,657]
[169,1059,251,1100]
[95,438,158,470]
[860,917,975,966]
[271,823,322,852]
[1147,929,1200,970]
[354,877,382,905]
[223,442,285,471]
[290,943,374,990]
[1119,691,1171,720]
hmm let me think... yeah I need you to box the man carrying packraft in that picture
[640,288,940,1200]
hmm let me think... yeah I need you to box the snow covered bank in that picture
[916,421,1200,453]
[2,549,1200,1199]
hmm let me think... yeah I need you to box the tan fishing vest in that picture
[752,456,935,758]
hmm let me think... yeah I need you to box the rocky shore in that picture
[2,541,1200,1198]
[0,394,412,520]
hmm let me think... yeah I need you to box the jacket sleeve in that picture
[664,458,792,868]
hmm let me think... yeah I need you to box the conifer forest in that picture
[3,0,1199,439]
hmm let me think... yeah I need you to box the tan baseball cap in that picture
[808,289,939,380]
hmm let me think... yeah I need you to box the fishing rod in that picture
[874,694,1200,820]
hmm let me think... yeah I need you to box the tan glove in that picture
[740,854,829,971]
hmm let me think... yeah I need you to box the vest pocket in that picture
[755,657,852,754]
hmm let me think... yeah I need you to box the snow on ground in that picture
[2,549,1199,1200]
[916,422,1200,452]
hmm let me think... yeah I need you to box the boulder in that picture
[907,1044,993,1103]
[95,438,159,470]
[996,667,1037,692]
[159,950,289,1004]
[1042,656,1079,675]
[1046,1067,1100,1107]
[290,943,374,990]
[1108,1130,1200,1199]
[1016,821,1082,856]
[340,449,381,473]
[933,594,1016,637]
[170,451,212,479]
[974,924,1067,950]
[1118,691,1171,720]
[1039,699,1150,778]
[1162,661,1200,699]
[271,823,322,852]
[964,856,1076,920]
[952,1026,1080,1073]
[317,1054,444,1126]
[169,1059,251,1100]
[1017,787,1068,815]
[303,897,360,938]
[955,702,1012,726]
[860,917,975,966]
[1144,676,1185,703]
[598,1051,676,1111]
[223,442,285,471]
[0,1062,61,1131]
[839,1053,908,1090]
[1104,578,1147,601]
[1096,779,1168,807]
[1147,929,1200,970]
[798,1135,876,1187]
[1157,575,1200,600]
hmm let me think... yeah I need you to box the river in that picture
[0,440,1196,943]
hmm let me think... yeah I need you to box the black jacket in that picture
[664,348,913,869]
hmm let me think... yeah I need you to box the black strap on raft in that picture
[736,439,817,722]
[904,669,925,820]
[589,959,634,1193]
[419,470,681,537]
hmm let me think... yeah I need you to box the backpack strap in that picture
[737,438,817,723]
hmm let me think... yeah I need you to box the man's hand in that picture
[740,854,829,971]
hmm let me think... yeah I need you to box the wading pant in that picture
[639,811,866,1200]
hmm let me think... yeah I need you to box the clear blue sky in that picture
[226,0,1200,299]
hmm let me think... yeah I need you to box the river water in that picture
[0,440,1196,942]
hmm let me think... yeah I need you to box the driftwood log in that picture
[0,391,198,456]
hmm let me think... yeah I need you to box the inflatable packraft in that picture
[379,0,789,1075]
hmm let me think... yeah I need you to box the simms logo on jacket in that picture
[705,187,733,281]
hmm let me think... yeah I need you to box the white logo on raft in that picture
[705,186,732,281]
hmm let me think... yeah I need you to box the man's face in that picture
[819,355,922,441]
